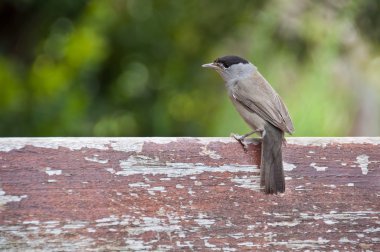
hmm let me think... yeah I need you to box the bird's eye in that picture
[217,62,227,68]
[214,58,227,68]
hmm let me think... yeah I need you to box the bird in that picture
[202,55,294,194]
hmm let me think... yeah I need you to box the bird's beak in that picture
[202,62,218,70]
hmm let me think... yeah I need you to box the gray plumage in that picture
[202,55,294,194]
[228,71,294,134]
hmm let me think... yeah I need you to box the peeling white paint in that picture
[195,214,215,228]
[46,228,62,235]
[0,221,95,249]
[105,168,115,174]
[363,227,380,233]
[0,188,28,205]
[229,233,245,239]
[43,220,59,226]
[84,156,109,164]
[200,146,221,159]
[356,154,369,175]
[279,237,330,249]
[295,185,307,191]
[203,239,216,248]
[237,242,254,247]
[45,167,62,176]
[324,219,339,225]
[268,220,300,227]
[299,211,380,223]
[310,163,328,172]
[95,215,119,223]
[338,237,356,244]
[26,226,39,231]
[112,137,180,153]
[231,175,260,191]
[87,228,96,233]
[0,138,111,152]
[118,155,258,177]
[128,182,149,188]
[23,220,40,225]
[247,225,256,230]
[223,247,237,252]
[147,186,166,195]
[0,137,379,250]
[323,184,337,189]
[176,240,194,250]
[195,137,237,145]
[127,216,181,236]
[188,188,195,196]
[120,155,160,167]
[283,162,296,171]
[1,137,379,153]
[286,137,380,147]
[0,137,173,153]
[110,139,144,153]
[63,221,88,229]
[124,239,152,250]
[160,177,171,181]
[194,181,202,186]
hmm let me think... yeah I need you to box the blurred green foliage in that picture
[0,0,379,137]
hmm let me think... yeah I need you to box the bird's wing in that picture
[231,71,294,134]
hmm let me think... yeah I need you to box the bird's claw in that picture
[231,133,249,152]
[230,133,244,141]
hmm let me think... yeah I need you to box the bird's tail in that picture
[260,124,285,194]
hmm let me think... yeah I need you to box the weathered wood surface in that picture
[0,137,379,251]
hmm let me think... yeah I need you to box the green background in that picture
[1,0,379,137]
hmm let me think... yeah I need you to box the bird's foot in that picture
[230,133,249,152]
[231,133,262,152]
[231,133,245,141]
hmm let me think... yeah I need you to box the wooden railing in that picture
[0,137,379,251]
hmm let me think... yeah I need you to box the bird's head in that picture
[202,55,256,81]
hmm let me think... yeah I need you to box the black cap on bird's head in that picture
[214,56,249,68]
[202,55,249,70]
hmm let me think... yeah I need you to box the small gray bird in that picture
[202,55,294,194]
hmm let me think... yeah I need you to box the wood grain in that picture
[0,137,379,251]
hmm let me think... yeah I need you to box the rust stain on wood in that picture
[0,137,379,251]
